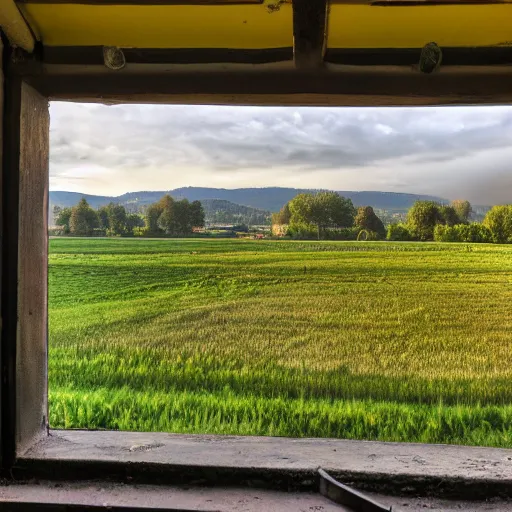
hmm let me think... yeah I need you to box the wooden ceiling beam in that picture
[19,66,512,106]
[0,0,35,52]
[16,0,262,4]
[329,0,512,3]
[292,0,328,70]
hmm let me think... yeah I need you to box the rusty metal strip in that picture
[318,468,392,512]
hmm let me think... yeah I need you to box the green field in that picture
[49,238,512,446]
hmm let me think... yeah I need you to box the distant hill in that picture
[50,191,115,210]
[200,199,271,226]
[50,187,448,215]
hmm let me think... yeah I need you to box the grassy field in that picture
[49,238,512,446]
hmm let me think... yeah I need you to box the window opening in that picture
[48,103,512,448]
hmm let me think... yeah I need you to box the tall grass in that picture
[48,239,512,446]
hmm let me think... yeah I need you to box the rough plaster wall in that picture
[16,82,49,454]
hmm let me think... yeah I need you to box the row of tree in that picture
[401,199,472,241]
[145,195,204,235]
[54,199,145,236]
[392,201,512,243]
[272,193,512,244]
[272,192,357,239]
[54,195,205,236]
[272,192,388,240]
[54,192,512,243]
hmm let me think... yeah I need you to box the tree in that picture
[438,205,459,227]
[145,195,203,236]
[54,206,72,234]
[315,192,356,231]
[190,200,205,229]
[97,206,109,230]
[288,192,355,239]
[156,195,176,234]
[354,206,386,238]
[483,205,512,243]
[434,223,492,243]
[106,203,128,235]
[126,213,145,232]
[433,224,459,243]
[386,223,412,241]
[97,203,130,235]
[173,199,192,234]
[69,198,99,236]
[407,201,443,241]
[52,205,61,226]
[271,203,292,225]
[451,200,472,224]
[146,203,164,234]
[288,193,315,225]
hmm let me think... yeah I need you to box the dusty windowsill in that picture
[1,481,511,511]
[15,430,512,499]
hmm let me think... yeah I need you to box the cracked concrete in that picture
[0,482,510,511]
[23,431,512,480]
[17,431,512,500]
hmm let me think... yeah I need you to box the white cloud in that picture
[50,103,512,204]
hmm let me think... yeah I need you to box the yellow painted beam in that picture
[16,2,512,51]
[18,2,293,48]
[0,0,35,51]
[328,5,512,48]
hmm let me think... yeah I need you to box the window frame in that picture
[2,34,512,495]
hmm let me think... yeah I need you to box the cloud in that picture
[49,103,512,204]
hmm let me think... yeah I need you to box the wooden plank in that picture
[22,67,512,106]
[327,5,512,49]
[292,0,328,69]
[19,0,512,3]
[1,46,23,472]
[43,47,293,65]
[368,0,512,5]
[325,47,512,66]
[1,55,50,467]
[41,45,512,67]
[17,0,262,4]
[329,0,512,3]
[15,81,49,457]
[0,35,3,470]
[0,1,35,52]
[17,3,293,50]
[2,49,49,471]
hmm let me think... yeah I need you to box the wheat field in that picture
[49,238,512,446]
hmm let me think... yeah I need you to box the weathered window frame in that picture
[2,26,512,495]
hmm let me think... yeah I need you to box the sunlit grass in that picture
[48,239,512,446]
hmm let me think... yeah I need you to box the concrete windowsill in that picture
[15,430,512,499]
[2,481,512,511]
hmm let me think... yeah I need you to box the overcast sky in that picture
[50,103,512,204]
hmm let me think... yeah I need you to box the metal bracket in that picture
[318,468,392,512]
